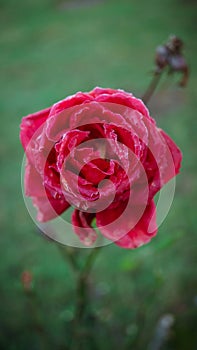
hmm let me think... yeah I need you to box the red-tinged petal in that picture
[95,90,151,120]
[56,129,90,171]
[32,191,70,222]
[24,158,71,222]
[143,127,182,198]
[96,200,128,241]
[49,92,93,117]
[20,107,51,150]
[72,210,97,246]
[46,93,94,141]
[115,201,157,249]
[60,169,99,206]
[68,102,132,134]
[68,147,101,175]
[19,87,182,248]
[96,189,152,246]
[90,87,121,97]
[24,160,45,197]
[160,130,182,176]
[103,123,143,181]
[44,166,62,198]
[80,159,115,185]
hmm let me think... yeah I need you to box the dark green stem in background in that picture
[70,248,100,350]
[58,245,79,273]
[74,247,100,321]
[58,245,100,349]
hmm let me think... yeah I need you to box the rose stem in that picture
[58,245,79,273]
[141,71,162,105]
[70,247,100,350]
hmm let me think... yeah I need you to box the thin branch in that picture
[58,245,79,273]
[70,248,100,350]
[142,72,162,105]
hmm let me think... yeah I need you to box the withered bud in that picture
[155,35,189,86]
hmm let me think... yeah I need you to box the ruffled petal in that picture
[94,89,151,120]
[24,160,45,197]
[72,210,97,246]
[160,130,182,177]
[96,198,156,248]
[33,191,70,222]
[115,201,157,249]
[20,107,51,150]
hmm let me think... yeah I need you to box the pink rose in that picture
[20,87,182,248]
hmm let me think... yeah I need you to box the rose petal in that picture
[96,200,157,249]
[160,130,182,176]
[72,210,97,246]
[115,200,157,248]
[80,159,115,185]
[20,107,51,150]
[24,160,45,197]
[94,89,151,120]
[33,190,70,222]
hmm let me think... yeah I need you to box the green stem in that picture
[70,248,100,350]
[76,248,100,318]
[58,245,79,273]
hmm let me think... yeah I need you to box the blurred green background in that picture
[0,0,197,349]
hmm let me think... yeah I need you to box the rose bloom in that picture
[20,87,182,248]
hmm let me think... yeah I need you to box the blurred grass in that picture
[0,0,197,349]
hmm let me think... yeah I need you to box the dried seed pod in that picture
[155,35,189,86]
